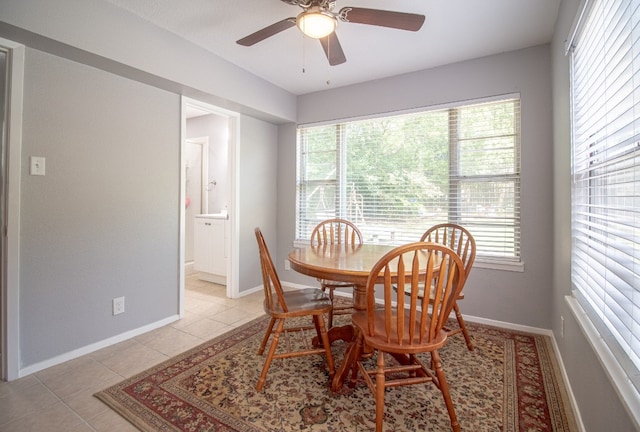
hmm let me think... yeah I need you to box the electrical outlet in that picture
[113,297,125,315]
[284,260,291,271]
[560,315,565,338]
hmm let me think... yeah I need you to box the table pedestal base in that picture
[331,334,360,391]
[329,331,421,392]
[312,323,354,346]
[312,324,360,391]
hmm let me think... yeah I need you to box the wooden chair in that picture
[254,228,335,391]
[310,218,363,327]
[420,223,476,350]
[351,242,466,432]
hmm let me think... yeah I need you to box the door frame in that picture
[1,38,25,381]
[184,136,209,273]
[179,96,239,318]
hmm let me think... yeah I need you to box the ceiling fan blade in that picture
[338,7,425,31]
[236,18,296,46]
[320,32,347,66]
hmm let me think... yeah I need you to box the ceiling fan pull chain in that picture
[302,34,307,74]
[326,41,330,85]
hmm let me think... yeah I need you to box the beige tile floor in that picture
[0,274,265,431]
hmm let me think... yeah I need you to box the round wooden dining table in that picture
[288,243,397,391]
[288,243,396,310]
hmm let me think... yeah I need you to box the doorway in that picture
[180,97,239,318]
[0,44,7,382]
[1,38,25,381]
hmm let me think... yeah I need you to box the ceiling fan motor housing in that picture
[282,0,337,11]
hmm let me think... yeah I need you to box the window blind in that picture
[296,97,521,263]
[570,0,640,390]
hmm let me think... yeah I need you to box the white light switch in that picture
[30,156,46,176]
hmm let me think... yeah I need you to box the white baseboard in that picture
[281,280,315,291]
[184,261,196,275]
[234,284,262,298]
[19,314,180,378]
[548,326,586,432]
[461,314,553,336]
[196,272,226,285]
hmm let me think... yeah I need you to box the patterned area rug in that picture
[95,313,578,431]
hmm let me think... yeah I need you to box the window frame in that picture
[295,95,523,272]
[566,0,640,426]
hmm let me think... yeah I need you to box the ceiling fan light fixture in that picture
[297,8,336,39]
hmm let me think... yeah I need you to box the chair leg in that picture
[312,314,322,339]
[256,319,285,392]
[374,351,386,432]
[258,317,277,355]
[348,328,365,387]
[432,350,460,432]
[453,302,473,351]
[326,284,335,328]
[316,313,335,378]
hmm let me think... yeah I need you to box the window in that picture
[569,0,640,401]
[296,96,521,264]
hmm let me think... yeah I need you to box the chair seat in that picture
[352,310,448,354]
[264,288,333,317]
[318,278,356,288]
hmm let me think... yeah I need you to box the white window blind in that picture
[570,0,640,392]
[296,97,521,263]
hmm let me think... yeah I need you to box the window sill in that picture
[565,295,640,430]
[473,258,524,272]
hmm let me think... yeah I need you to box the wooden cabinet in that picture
[194,215,227,284]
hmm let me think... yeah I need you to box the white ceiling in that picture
[102,0,561,96]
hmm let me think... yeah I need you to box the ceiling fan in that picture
[236,0,425,66]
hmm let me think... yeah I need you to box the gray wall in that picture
[0,0,296,124]
[551,0,637,430]
[1,0,286,374]
[20,49,181,366]
[278,45,555,330]
[238,115,279,293]
[16,47,278,369]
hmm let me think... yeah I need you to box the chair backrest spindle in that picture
[421,223,476,284]
[255,228,288,313]
[311,218,363,248]
[365,243,465,347]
